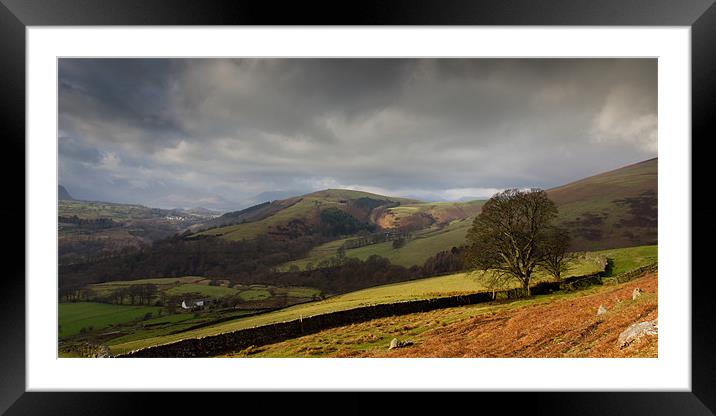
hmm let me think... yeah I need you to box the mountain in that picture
[548,158,657,251]
[58,185,74,200]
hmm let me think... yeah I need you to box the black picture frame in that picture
[2,0,714,414]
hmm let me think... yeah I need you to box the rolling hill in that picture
[191,189,420,240]
[58,199,220,265]
[547,158,657,251]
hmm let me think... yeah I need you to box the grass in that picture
[196,189,415,241]
[164,284,240,298]
[547,158,657,251]
[223,271,658,358]
[280,287,322,298]
[94,276,205,286]
[60,277,324,353]
[58,199,164,221]
[107,254,606,355]
[383,199,484,225]
[595,245,658,275]
[59,303,161,339]
[90,277,311,302]
[238,289,272,301]
[280,218,474,270]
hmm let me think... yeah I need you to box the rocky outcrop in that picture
[617,319,658,348]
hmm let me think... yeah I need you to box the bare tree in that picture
[538,226,573,280]
[465,188,559,296]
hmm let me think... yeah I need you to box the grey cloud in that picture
[59,58,657,209]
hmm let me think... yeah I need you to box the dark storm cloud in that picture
[58,58,657,209]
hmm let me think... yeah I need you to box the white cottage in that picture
[181,299,208,310]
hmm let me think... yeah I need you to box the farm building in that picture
[181,299,211,310]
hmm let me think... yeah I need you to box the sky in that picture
[58,58,657,210]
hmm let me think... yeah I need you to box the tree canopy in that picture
[465,188,569,296]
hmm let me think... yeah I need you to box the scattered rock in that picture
[388,338,414,349]
[596,305,608,316]
[389,338,400,349]
[632,288,642,300]
[617,319,658,348]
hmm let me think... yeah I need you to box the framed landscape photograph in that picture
[4,0,715,414]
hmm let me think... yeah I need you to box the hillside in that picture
[226,270,656,358]
[548,158,657,251]
[280,217,476,270]
[192,189,419,241]
[58,199,218,265]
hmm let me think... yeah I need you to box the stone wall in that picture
[117,291,494,358]
[602,262,658,285]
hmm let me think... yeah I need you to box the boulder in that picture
[596,305,608,316]
[617,319,658,348]
[388,338,414,349]
[632,288,642,300]
[389,338,400,349]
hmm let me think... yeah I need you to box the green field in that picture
[94,276,206,286]
[595,245,658,275]
[164,284,240,298]
[281,218,474,270]
[381,199,484,226]
[87,277,320,305]
[108,252,610,355]
[59,302,162,338]
[61,277,323,353]
[238,289,272,301]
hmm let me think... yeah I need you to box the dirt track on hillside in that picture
[356,273,658,358]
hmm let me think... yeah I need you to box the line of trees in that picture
[59,283,159,305]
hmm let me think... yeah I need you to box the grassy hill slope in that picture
[548,158,657,251]
[193,189,418,241]
[280,217,475,270]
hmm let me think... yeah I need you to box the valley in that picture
[57,158,658,358]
